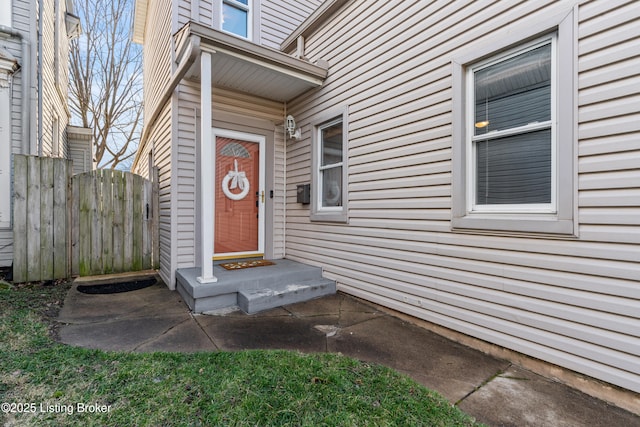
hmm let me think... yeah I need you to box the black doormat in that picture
[76,278,157,294]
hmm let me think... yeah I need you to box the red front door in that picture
[215,137,260,255]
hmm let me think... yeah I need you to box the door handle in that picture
[261,191,265,203]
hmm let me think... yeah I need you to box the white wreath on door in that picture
[222,159,250,201]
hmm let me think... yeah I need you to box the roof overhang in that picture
[180,22,328,103]
[132,22,328,171]
[132,0,147,44]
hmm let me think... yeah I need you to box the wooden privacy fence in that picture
[71,168,159,276]
[13,155,159,282]
[13,156,72,283]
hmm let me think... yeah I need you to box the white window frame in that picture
[317,117,343,211]
[466,36,557,215]
[311,107,349,223]
[451,7,576,236]
[220,0,252,40]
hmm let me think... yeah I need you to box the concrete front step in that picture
[238,278,336,314]
[175,259,336,313]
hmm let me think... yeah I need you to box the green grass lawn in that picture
[0,281,483,426]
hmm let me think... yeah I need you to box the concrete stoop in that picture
[176,259,336,314]
[238,278,336,314]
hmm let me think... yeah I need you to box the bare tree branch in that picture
[69,0,142,170]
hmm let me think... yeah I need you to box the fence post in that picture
[132,174,143,271]
[71,172,79,276]
[39,157,54,280]
[112,171,125,273]
[63,159,73,278]
[26,156,41,282]
[12,155,28,283]
[101,169,114,274]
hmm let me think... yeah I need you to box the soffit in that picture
[184,23,328,103]
[132,0,147,44]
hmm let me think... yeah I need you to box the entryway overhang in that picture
[179,22,328,284]
[177,22,328,102]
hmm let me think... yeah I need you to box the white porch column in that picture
[197,50,217,283]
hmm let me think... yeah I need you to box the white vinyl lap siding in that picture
[133,0,173,285]
[175,82,198,270]
[143,0,173,122]
[260,0,322,49]
[273,124,286,258]
[144,104,173,287]
[577,0,640,245]
[176,0,320,47]
[177,0,212,27]
[0,0,30,266]
[286,0,640,394]
[40,0,70,158]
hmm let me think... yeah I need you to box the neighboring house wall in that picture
[0,61,16,265]
[0,0,79,267]
[0,0,37,267]
[40,0,72,158]
[286,0,640,394]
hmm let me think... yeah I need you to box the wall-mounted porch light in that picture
[286,115,301,139]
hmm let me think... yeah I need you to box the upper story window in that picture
[221,0,251,39]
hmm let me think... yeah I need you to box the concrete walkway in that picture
[57,281,640,427]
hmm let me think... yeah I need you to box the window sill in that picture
[310,210,348,223]
[452,214,575,236]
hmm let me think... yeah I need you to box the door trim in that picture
[212,128,266,259]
